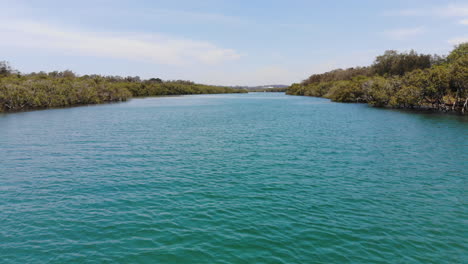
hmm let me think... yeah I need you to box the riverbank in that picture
[0,65,247,113]
[286,43,467,114]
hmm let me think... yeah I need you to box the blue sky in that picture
[1,0,467,85]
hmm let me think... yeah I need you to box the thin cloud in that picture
[436,4,468,17]
[385,3,468,17]
[142,8,248,25]
[0,19,241,66]
[383,27,426,40]
[460,19,468,25]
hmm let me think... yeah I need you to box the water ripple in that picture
[1,93,467,263]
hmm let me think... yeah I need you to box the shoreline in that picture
[286,94,468,116]
[0,92,250,115]
[3,92,467,116]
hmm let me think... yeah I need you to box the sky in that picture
[0,0,467,86]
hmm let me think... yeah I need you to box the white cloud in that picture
[438,4,468,17]
[448,36,468,45]
[385,3,468,17]
[383,27,426,40]
[0,19,241,66]
[460,19,468,25]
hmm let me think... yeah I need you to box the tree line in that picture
[287,43,468,113]
[0,64,247,112]
[249,87,288,92]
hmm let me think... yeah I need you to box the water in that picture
[1,93,467,263]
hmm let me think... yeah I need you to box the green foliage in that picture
[0,75,131,111]
[449,50,467,97]
[447,43,468,63]
[325,77,367,103]
[410,67,449,105]
[372,50,432,76]
[0,67,247,112]
[390,85,422,108]
[303,67,372,86]
[286,43,468,113]
[304,82,333,97]
[362,76,400,106]
[0,61,17,77]
[286,83,306,96]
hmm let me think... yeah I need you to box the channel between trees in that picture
[1,43,466,114]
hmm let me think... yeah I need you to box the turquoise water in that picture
[1,93,467,263]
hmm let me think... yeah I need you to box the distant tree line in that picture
[0,63,247,112]
[250,87,288,92]
[287,43,468,114]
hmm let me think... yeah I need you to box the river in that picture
[1,93,467,263]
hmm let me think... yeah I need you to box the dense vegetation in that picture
[287,43,468,113]
[0,64,246,112]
